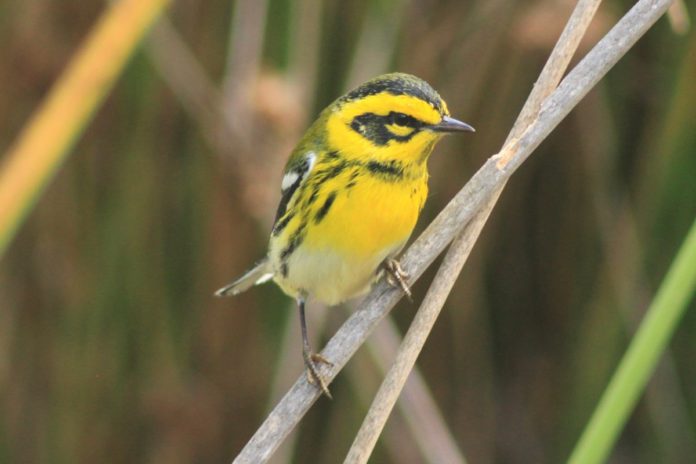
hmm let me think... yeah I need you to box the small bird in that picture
[216,73,474,397]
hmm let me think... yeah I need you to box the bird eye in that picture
[392,112,411,126]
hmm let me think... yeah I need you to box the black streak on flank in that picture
[305,186,320,208]
[321,162,348,182]
[280,225,305,261]
[280,263,289,278]
[273,182,297,225]
[304,160,350,206]
[314,192,337,224]
[272,212,294,237]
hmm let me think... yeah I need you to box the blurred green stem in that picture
[569,218,696,464]
[0,0,170,259]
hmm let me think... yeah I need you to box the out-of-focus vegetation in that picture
[0,0,694,463]
[0,0,171,257]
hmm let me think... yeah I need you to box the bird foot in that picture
[304,351,333,399]
[384,259,413,301]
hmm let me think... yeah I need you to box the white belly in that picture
[273,242,403,305]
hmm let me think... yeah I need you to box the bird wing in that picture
[215,151,318,298]
[272,150,317,225]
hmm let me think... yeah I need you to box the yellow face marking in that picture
[385,123,415,137]
[326,93,446,163]
[440,99,450,116]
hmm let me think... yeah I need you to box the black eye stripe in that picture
[351,112,423,129]
[350,112,423,145]
[389,112,421,128]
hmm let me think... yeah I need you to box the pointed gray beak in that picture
[430,116,475,133]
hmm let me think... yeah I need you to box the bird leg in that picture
[384,258,413,300]
[298,297,333,399]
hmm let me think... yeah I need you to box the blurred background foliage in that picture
[0,0,695,463]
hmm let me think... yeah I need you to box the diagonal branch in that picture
[344,0,604,459]
[233,0,675,462]
[503,0,602,148]
[344,193,499,464]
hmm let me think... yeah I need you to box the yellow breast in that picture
[269,166,428,305]
[306,173,426,257]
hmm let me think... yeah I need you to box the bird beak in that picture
[430,116,475,133]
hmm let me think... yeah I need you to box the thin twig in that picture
[365,318,468,464]
[233,1,674,462]
[344,199,498,463]
[503,0,602,148]
[344,0,603,458]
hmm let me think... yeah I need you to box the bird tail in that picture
[214,258,274,297]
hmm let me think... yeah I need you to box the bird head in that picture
[324,73,474,164]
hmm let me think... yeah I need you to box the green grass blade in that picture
[569,218,696,464]
[0,0,171,259]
